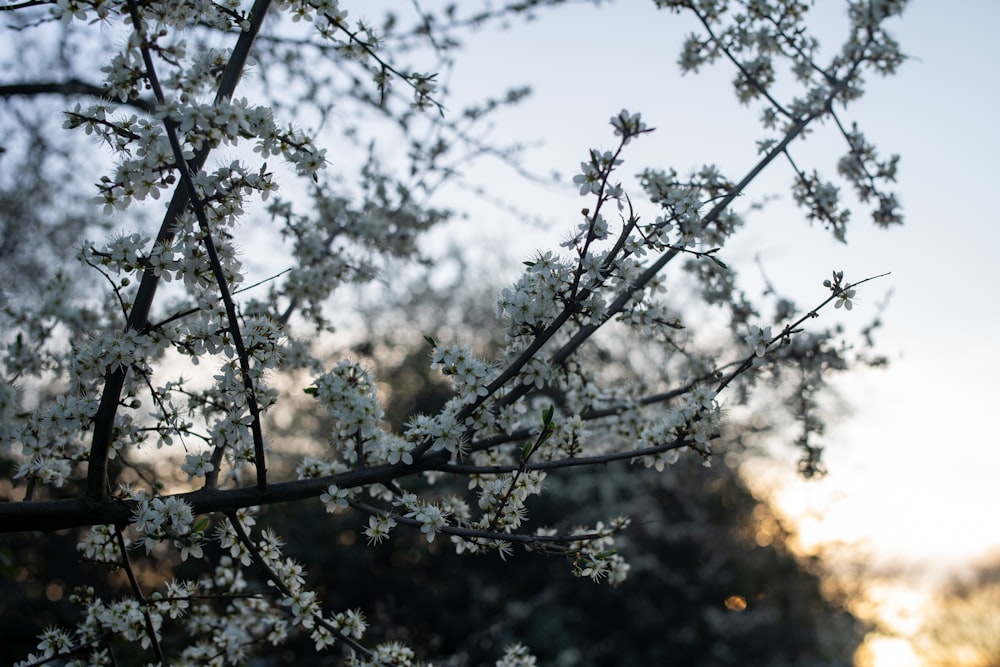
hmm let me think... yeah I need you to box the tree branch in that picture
[85,0,274,501]
[0,79,156,113]
[3,452,450,533]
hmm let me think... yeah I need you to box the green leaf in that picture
[521,442,532,461]
[303,386,318,396]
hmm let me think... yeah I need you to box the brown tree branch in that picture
[2,453,449,533]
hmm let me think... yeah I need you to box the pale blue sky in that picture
[404,0,1000,579]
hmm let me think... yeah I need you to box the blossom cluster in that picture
[307,360,391,463]
[133,495,206,560]
[429,344,497,404]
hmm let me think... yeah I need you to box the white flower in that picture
[36,626,73,658]
[744,325,772,357]
[496,643,537,667]
[687,385,717,412]
[334,608,367,639]
[132,498,163,534]
[406,502,450,543]
[572,160,603,195]
[610,109,647,144]
[182,451,215,478]
[320,484,351,512]
[835,287,857,310]
[363,514,397,545]
[578,553,609,582]
[385,437,414,465]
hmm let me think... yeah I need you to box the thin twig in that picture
[115,525,167,664]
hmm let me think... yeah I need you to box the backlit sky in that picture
[395,1,999,663]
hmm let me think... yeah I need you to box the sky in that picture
[391,1,1000,663]
[429,0,1000,565]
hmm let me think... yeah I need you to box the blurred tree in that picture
[258,458,866,667]
[915,557,1000,667]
